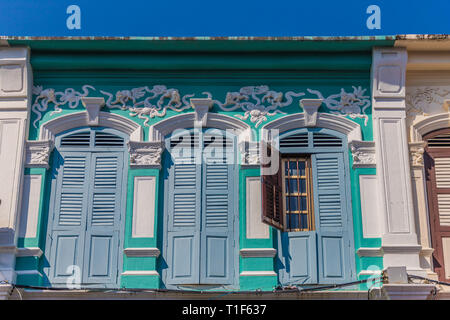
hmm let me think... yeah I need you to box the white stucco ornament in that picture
[307,86,371,126]
[406,86,450,119]
[31,84,370,129]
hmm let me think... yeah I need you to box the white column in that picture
[0,45,32,294]
[372,47,426,276]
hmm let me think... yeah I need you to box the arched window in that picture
[263,127,356,285]
[43,127,128,288]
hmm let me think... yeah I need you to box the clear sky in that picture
[0,0,445,37]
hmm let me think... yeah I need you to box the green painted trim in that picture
[29,52,373,71]
[124,168,160,248]
[239,275,277,291]
[123,256,157,272]
[121,275,160,289]
[15,256,40,271]
[8,39,395,53]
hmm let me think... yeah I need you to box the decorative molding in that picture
[307,86,370,125]
[381,245,422,254]
[81,97,104,126]
[349,140,376,168]
[121,270,159,276]
[356,247,383,257]
[127,141,164,169]
[262,112,362,143]
[409,142,426,168]
[210,85,305,128]
[40,111,143,142]
[15,247,43,258]
[239,141,260,167]
[239,248,277,258]
[406,86,450,119]
[25,140,54,169]
[123,247,160,258]
[300,99,322,127]
[239,271,277,277]
[191,98,212,127]
[32,85,370,130]
[420,247,435,257]
[411,112,450,143]
[149,112,253,144]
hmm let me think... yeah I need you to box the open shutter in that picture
[166,133,201,284]
[261,141,284,230]
[277,158,317,285]
[48,152,90,283]
[200,133,235,284]
[82,152,123,285]
[312,153,354,284]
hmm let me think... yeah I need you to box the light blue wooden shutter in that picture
[200,133,235,284]
[166,133,201,284]
[278,231,317,285]
[312,153,354,283]
[82,153,123,285]
[48,152,90,283]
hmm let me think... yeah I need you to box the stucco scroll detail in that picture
[349,140,376,168]
[25,140,55,169]
[307,86,371,126]
[127,141,165,169]
[31,84,371,129]
[409,142,426,168]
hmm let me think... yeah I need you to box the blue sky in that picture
[0,0,446,37]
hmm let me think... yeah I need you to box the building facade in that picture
[0,36,447,299]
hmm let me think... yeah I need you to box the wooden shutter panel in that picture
[261,141,284,230]
[200,133,235,284]
[312,153,354,284]
[48,152,90,283]
[424,142,450,281]
[83,153,123,285]
[166,133,201,284]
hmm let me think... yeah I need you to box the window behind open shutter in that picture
[261,142,284,230]
[312,153,354,283]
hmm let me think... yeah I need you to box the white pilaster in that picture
[372,47,425,276]
[0,46,32,284]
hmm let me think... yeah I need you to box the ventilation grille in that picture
[279,132,343,148]
[60,132,90,147]
[170,133,200,149]
[313,133,342,147]
[428,134,450,148]
[280,133,308,148]
[204,134,233,149]
[94,132,124,147]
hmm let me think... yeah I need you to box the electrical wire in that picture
[408,274,450,286]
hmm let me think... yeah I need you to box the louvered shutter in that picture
[261,142,284,230]
[200,133,235,284]
[424,137,450,281]
[166,133,201,284]
[48,152,90,283]
[312,153,354,283]
[82,152,123,284]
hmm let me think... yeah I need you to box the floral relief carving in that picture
[349,140,376,168]
[128,141,164,168]
[409,142,426,168]
[307,86,371,126]
[406,87,450,118]
[31,84,371,129]
[25,140,55,168]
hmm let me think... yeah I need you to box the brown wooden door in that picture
[424,128,450,281]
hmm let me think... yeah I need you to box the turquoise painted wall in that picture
[15,40,388,291]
